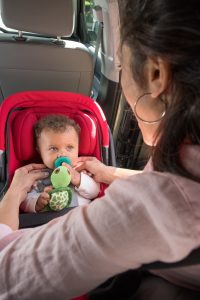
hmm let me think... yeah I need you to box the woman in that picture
[1,0,200,299]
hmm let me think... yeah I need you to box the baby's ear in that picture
[35,146,40,154]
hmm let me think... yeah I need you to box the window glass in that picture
[84,0,101,47]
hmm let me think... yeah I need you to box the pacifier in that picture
[54,156,72,168]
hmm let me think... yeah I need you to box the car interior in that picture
[0,0,199,298]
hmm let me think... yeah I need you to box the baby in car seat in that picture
[20,114,100,213]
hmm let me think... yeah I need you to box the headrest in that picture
[12,109,98,162]
[0,0,75,37]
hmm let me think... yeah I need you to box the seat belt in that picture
[92,5,103,66]
[93,22,103,68]
[91,5,103,99]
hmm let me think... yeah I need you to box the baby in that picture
[20,114,100,212]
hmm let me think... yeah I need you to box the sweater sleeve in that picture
[0,224,13,240]
[0,172,199,299]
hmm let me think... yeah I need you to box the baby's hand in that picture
[35,186,52,212]
[62,163,81,187]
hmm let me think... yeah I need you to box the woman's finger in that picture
[31,170,49,181]
[22,171,49,190]
[74,160,92,172]
[21,163,46,173]
[74,162,89,172]
[74,157,95,164]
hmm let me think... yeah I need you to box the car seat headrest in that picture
[0,0,75,37]
[12,109,98,162]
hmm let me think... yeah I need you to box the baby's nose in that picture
[57,150,66,157]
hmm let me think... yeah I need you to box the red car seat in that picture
[0,91,111,228]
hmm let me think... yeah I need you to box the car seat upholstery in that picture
[0,0,93,103]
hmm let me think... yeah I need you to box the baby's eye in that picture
[49,146,58,152]
[66,145,74,151]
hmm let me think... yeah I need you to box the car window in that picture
[84,0,102,47]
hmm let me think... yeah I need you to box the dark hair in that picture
[119,0,200,181]
[35,114,80,140]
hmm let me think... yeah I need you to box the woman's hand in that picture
[74,157,142,184]
[0,164,49,230]
[73,157,112,184]
[9,164,49,204]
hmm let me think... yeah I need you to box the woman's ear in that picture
[146,57,171,98]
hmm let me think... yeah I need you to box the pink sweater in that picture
[0,145,200,299]
[0,224,12,240]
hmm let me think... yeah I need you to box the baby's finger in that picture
[41,198,49,206]
[35,202,45,212]
[41,192,50,199]
[44,186,53,193]
[62,162,70,169]
[62,163,73,174]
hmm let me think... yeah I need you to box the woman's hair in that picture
[119,0,200,181]
[35,114,80,140]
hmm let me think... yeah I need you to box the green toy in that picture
[44,157,72,212]
[48,166,72,211]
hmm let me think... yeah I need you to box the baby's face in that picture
[37,127,79,169]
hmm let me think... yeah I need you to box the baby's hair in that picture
[35,114,80,140]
